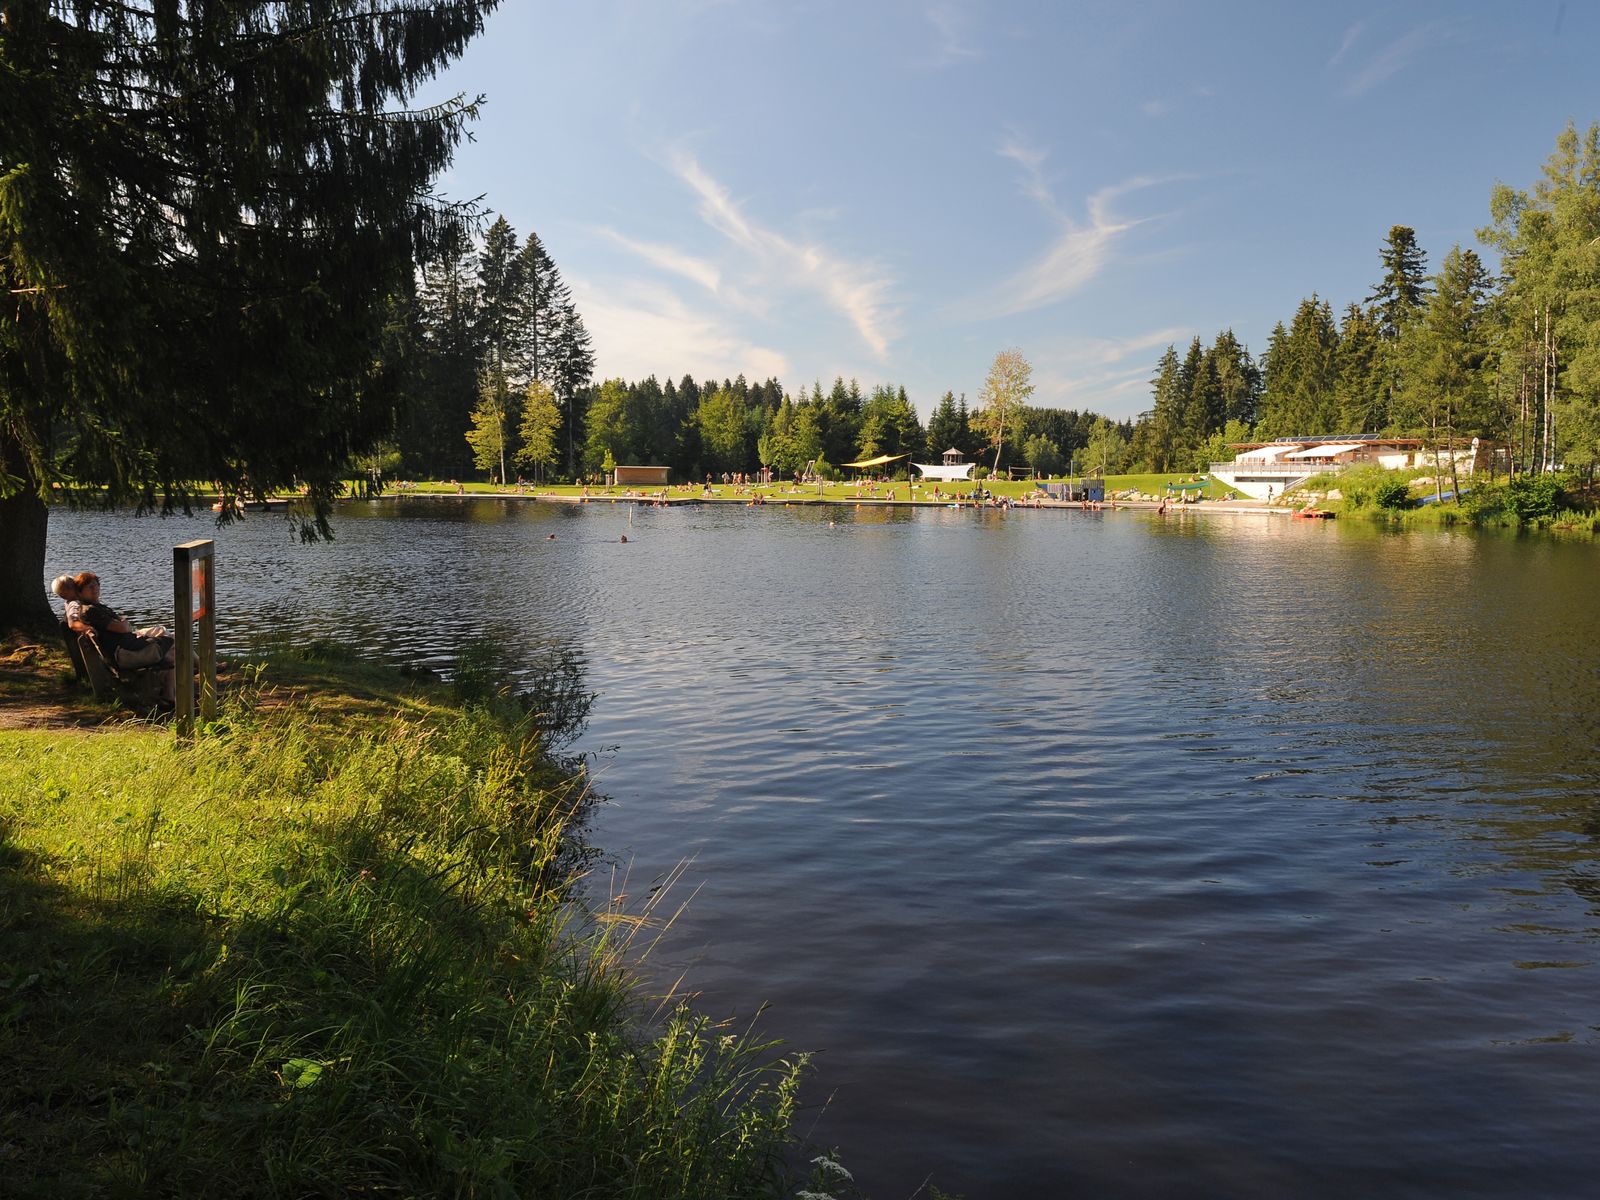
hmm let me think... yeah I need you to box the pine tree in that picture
[1258,297,1340,435]
[1480,121,1600,475]
[549,301,596,473]
[1144,345,1184,470]
[925,391,962,459]
[1367,225,1432,340]
[513,230,594,473]
[0,0,497,625]
[1209,329,1261,427]
[955,393,977,458]
[404,232,481,479]
[1335,304,1385,432]
[477,215,525,385]
[1397,245,1495,496]
[820,377,860,466]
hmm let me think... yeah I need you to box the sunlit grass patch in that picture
[0,650,818,1198]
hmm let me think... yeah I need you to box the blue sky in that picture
[423,1,1596,420]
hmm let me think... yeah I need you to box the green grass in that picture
[0,648,839,1199]
[392,472,1243,502]
[1101,472,1243,499]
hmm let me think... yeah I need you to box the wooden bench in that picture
[64,625,165,708]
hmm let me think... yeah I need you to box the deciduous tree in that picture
[974,348,1034,473]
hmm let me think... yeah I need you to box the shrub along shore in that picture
[0,643,867,1199]
[1293,465,1600,534]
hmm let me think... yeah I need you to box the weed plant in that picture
[0,651,818,1199]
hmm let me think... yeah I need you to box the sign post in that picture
[173,539,217,737]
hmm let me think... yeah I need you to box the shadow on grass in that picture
[0,737,808,1199]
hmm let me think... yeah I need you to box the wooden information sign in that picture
[173,539,217,737]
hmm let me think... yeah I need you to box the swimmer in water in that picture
[619,534,628,543]
[546,533,557,540]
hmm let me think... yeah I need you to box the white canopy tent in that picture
[913,461,976,481]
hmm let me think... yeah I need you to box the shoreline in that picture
[368,490,1292,517]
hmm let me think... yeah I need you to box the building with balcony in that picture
[1209,435,1485,500]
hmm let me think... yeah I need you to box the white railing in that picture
[1210,460,1344,477]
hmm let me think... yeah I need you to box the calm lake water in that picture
[39,499,1600,1199]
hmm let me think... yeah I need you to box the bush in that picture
[1462,484,1511,522]
[1373,480,1413,510]
[1507,473,1565,522]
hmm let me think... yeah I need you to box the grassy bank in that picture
[1292,465,1600,535]
[0,645,849,1199]
[386,472,1240,502]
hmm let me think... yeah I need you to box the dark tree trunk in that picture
[0,486,52,633]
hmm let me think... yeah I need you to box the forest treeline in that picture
[1107,121,1600,479]
[388,122,1599,483]
[386,216,1130,480]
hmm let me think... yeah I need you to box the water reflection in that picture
[36,499,1600,1199]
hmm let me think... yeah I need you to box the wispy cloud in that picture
[1140,99,1172,118]
[921,2,979,67]
[1032,327,1195,416]
[987,136,1170,316]
[1338,23,1447,97]
[599,228,722,296]
[670,151,899,358]
[997,133,1056,213]
[1328,21,1365,68]
[570,274,789,384]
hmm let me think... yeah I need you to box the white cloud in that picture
[670,151,899,358]
[997,133,1057,214]
[570,274,789,384]
[1030,327,1196,418]
[1140,99,1172,118]
[599,228,722,295]
[993,177,1163,316]
[982,137,1180,317]
[1339,23,1447,97]
[922,3,979,67]
[1328,21,1365,68]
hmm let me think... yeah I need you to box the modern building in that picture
[1209,435,1486,500]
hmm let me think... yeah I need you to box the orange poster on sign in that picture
[192,560,207,619]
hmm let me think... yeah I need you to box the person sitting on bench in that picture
[51,573,83,623]
[67,571,176,705]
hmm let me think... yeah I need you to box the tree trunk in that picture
[0,485,53,633]
[1429,415,1443,502]
[1445,405,1461,501]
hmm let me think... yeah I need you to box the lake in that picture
[40,499,1600,1198]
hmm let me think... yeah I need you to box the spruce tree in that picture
[1335,304,1385,432]
[1258,299,1339,435]
[1146,345,1184,470]
[926,391,963,459]
[1367,225,1432,340]
[404,232,481,479]
[1209,329,1260,427]
[0,0,497,627]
